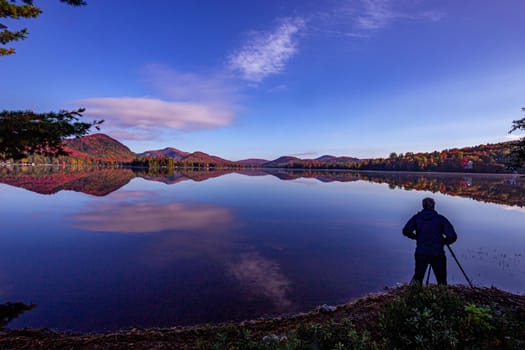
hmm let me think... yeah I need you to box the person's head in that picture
[422,197,435,210]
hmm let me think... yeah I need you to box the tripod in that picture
[425,245,474,288]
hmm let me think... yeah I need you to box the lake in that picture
[0,167,524,331]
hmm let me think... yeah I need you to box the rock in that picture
[319,304,337,313]
[262,334,280,343]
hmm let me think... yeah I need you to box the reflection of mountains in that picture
[0,167,135,196]
[1,167,523,207]
[134,168,238,185]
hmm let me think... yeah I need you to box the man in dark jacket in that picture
[403,197,457,285]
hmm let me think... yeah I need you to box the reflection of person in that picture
[402,197,457,285]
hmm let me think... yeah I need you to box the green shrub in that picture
[379,284,525,349]
[200,321,376,350]
[294,321,376,350]
[199,285,525,349]
[379,284,464,349]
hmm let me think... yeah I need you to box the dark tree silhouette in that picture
[0,302,35,328]
[509,108,525,169]
[1,0,86,56]
[0,108,103,160]
[1,1,100,161]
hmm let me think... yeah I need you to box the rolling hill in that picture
[137,147,189,160]
[64,134,135,162]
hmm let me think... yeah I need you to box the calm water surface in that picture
[0,168,524,331]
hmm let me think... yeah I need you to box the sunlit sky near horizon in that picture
[1,0,524,160]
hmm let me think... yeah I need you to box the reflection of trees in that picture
[0,167,134,196]
[264,169,360,183]
[133,168,237,185]
[2,167,523,207]
[352,172,525,207]
[0,302,35,328]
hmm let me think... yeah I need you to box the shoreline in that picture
[1,285,523,349]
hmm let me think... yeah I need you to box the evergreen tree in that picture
[0,0,86,56]
[0,109,102,160]
[509,107,525,169]
[0,1,99,161]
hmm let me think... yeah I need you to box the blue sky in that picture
[1,0,524,160]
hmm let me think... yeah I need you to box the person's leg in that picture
[412,253,429,285]
[431,254,447,285]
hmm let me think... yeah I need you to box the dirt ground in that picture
[1,285,523,349]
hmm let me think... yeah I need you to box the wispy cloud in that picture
[357,0,396,30]
[77,97,235,131]
[291,151,318,157]
[313,0,443,37]
[229,17,305,82]
[75,65,239,140]
[141,64,239,104]
[105,129,155,141]
[356,0,443,31]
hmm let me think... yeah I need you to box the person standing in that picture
[403,197,457,285]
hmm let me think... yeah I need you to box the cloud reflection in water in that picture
[71,190,294,311]
[228,252,292,308]
[74,201,233,234]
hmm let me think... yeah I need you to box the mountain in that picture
[13,132,514,173]
[138,147,189,160]
[315,155,360,163]
[180,151,233,166]
[263,156,303,168]
[235,158,270,166]
[64,134,135,162]
[263,155,360,168]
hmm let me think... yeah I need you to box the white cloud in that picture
[105,129,154,141]
[291,151,318,157]
[229,17,305,82]
[142,64,239,103]
[357,0,394,30]
[315,0,443,36]
[77,97,234,131]
[356,0,443,31]
[504,134,522,141]
[74,65,239,139]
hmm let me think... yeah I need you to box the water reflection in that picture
[0,167,523,207]
[0,166,134,196]
[74,200,234,234]
[351,172,525,207]
[228,252,292,309]
[0,167,524,331]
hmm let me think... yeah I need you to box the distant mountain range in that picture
[61,133,363,166]
[15,133,514,173]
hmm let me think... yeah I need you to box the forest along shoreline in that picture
[1,285,524,349]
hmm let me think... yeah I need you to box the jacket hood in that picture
[419,208,437,220]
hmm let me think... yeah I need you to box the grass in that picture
[199,284,525,350]
[1,285,523,349]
